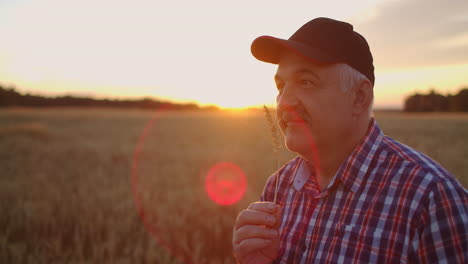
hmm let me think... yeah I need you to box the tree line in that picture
[2,84,467,112]
[404,87,468,112]
[0,85,219,111]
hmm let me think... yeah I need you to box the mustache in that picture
[279,105,308,122]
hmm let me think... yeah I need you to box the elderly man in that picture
[232,17,467,263]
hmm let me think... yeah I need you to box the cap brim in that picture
[251,35,338,64]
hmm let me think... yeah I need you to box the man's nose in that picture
[277,85,298,111]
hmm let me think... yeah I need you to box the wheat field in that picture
[0,108,467,263]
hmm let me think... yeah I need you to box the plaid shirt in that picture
[261,119,468,263]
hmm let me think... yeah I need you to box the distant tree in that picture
[422,90,448,112]
[0,85,219,111]
[404,93,423,112]
[449,88,468,112]
[404,87,467,112]
[0,86,22,107]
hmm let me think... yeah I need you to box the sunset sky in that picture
[1,0,467,109]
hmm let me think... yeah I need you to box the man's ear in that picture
[351,79,373,116]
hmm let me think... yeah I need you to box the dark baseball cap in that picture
[251,17,375,85]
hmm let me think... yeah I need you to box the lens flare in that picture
[205,162,247,206]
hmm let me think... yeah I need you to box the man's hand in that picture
[232,202,282,264]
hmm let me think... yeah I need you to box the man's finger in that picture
[234,225,278,244]
[234,209,277,230]
[235,238,272,259]
[247,201,279,213]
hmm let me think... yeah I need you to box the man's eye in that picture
[300,80,314,86]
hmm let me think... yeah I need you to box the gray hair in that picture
[336,63,374,116]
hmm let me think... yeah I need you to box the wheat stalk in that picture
[263,105,281,204]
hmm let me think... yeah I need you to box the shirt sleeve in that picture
[412,176,468,263]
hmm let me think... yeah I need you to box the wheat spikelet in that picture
[263,106,281,152]
[263,105,281,203]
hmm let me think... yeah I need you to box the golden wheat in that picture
[0,108,466,263]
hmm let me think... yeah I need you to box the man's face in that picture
[275,52,354,157]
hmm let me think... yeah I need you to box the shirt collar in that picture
[289,118,384,194]
[292,159,311,191]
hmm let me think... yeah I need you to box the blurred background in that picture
[0,0,467,263]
